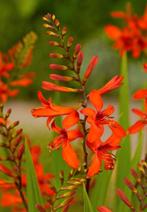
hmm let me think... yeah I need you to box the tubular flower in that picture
[105,4,147,58]
[81,90,125,138]
[87,134,122,177]
[48,112,83,169]
[32,91,75,124]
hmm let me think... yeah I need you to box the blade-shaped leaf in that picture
[25,140,44,212]
[91,171,112,210]
[131,132,142,168]
[116,53,131,212]
[83,183,94,212]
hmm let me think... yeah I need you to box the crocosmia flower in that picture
[105,4,147,58]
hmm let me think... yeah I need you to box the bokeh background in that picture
[0,0,146,100]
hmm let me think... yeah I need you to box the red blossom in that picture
[32,91,75,124]
[105,5,147,58]
[48,112,83,169]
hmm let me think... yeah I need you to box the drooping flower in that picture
[81,90,125,138]
[87,134,122,177]
[48,112,83,169]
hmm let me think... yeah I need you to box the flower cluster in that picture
[0,32,37,103]
[32,13,126,179]
[0,106,55,211]
[105,4,147,58]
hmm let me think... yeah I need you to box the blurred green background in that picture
[0,0,146,100]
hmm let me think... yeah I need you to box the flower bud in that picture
[49,64,68,71]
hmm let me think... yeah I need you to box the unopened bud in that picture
[49,53,63,59]
[62,26,67,36]
[67,36,74,48]
[47,31,59,38]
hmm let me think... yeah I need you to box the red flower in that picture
[105,5,147,58]
[0,81,18,103]
[87,134,122,177]
[49,112,83,169]
[81,90,125,138]
[32,91,75,124]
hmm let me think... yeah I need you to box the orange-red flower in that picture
[105,5,147,57]
[32,91,75,124]
[87,134,122,177]
[49,112,83,169]
[81,90,125,138]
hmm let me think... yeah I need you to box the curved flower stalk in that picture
[0,32,37,103]
[116,155,147,211]
[0,105,55,211]
[105,3,147,58]
[32,14,125,212]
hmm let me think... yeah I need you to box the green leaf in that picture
[83,183,94,212]
[116,53,131,212]
[131,132,142,168]
[90,171,112,210]
[25,140,44,212]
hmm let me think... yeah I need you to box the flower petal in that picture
[88,90,103,110]
[62,111,79,129]
[67,129,83,141]
[128,121,145,134]
[98,75,123,95]
[87,154,101,177]
[62,143,79,169]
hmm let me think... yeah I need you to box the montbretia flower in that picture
[81,90,125,138]
[32,91,75,124]
[105,4,147,58]
[87,134,122,177]
[49,113,83,169]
